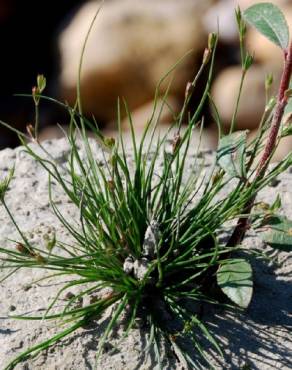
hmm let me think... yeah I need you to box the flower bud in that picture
[185,81,193,99]
[37,74,46,93]
[284,88,292,100]
[265,73,273,91]
[16,243,29,254]
[243,53,253,71]
[0,167,14,202]
[265,97,276,112]
[172,132,181,153]
[107,179,115,191]
[104,137,115,148]
[208,32,217,50]
[235,7,246,39]
[26,123,35,139]
[32,86,40,105]
[35,253,46,264]
[202,48,211,65]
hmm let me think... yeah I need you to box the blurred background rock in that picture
[0,0,291,159]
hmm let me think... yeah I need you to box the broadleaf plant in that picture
[260,215,292,251]
[0,2,292,369]
[217,130,247,179]
[217,258,253,308]
[243,2,289,49]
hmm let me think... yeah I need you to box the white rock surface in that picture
[0,139,291,369]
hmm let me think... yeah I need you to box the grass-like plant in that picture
[1,3,292,369]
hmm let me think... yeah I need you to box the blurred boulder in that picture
[119,96,179,131]
[58,0,213,125]
[203,0,238,44]
[237,0,289,9]
[248,128,292,162]
[211,65,280,131]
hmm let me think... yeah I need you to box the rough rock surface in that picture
[0,138,291,369]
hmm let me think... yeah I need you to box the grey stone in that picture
[0,138,291,369]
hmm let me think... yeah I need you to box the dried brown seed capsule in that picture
[107,179,115,191]
[26,124,35,139]
[185,81,193,99]
[202,47,211,65]
[16,243,32,255]
[172,132,181,154]
[104,137,115,148]
[89,295,98,304]
[65,292,75,300]
[34,253,46,264]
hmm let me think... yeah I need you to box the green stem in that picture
[34,102,39,139]
[2,200,31,248]
[229,69,246,134]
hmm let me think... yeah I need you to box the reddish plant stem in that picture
[256,43,292,176]
[227,41,292,248]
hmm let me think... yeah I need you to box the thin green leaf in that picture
[270,194,282,212]
[281,124,292,137]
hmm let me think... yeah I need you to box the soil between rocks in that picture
[0,138,291,370]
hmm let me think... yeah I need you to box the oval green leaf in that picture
[217,258,253,308]
[217,131,247,179]
[260,215,292,251]
[243,3,289,49]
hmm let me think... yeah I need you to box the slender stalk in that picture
[2,200,31,249]
[34,102,40,139]
[229,69,246,134]
[77,5,103,116]
[228,41,292,247]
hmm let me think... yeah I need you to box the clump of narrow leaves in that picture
[0,3,292,369]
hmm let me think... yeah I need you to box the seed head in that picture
[0,167,14,202]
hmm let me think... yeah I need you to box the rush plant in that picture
[0,3,292,369]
